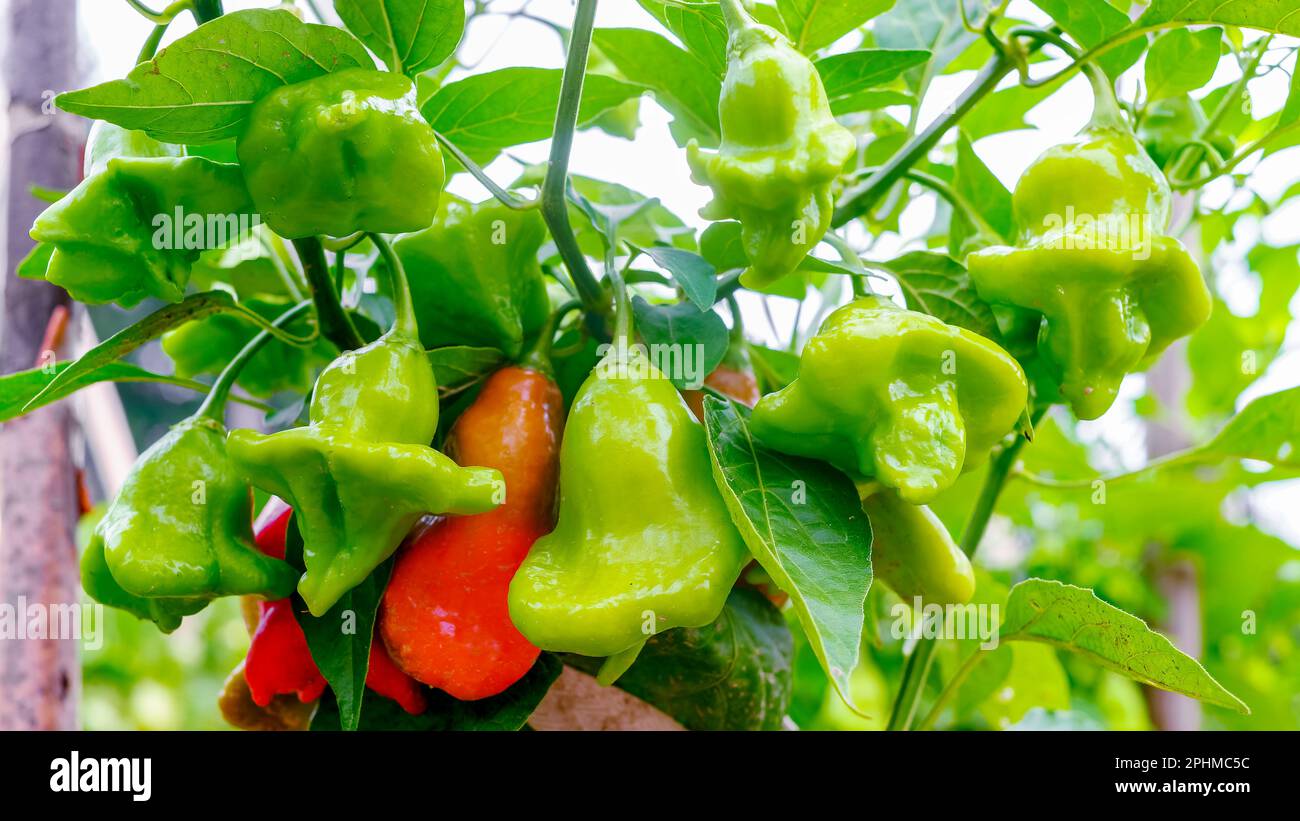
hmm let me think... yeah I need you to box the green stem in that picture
[902,169,1003,243]
[190,0,223,23]
[540,0,605,314]
[133,0,192,63]
[718,0,750,33]
[610,259,632,348]
[197,301,312,422]
[367,233,418,340]
[886,409,1043,730]
[1168,40,1267,184]
[521,300,582,375]
[434,131,538,211]
[832,50,1015,227]
[292,237,365,351]
[916,646,990,730]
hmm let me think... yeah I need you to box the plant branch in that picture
[434,131,538,210]
[292,237,365,350]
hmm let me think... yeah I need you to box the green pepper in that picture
[393,195,549,356]
[508,343,750,673]
[1137,96,1233,173]
[162,296,335,397]
[227,239,502,616]
[82,306,309,633]
[967,72,1211,420]
[687,0,855,289]
[29,126,253,307]
[237,68,444,239]
[859,484,974,606]
[750,295,1027,504]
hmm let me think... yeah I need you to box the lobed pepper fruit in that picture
[380,364,563,700]
[967,73,1211,420]
[29,123,252,307]
[859,484,974,606]
[687,0,855,289]
[236,68,444,239]
[750,295,1028,504]
[242,500,425,715]
[508,344,750,679]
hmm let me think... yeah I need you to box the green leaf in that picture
[333,0,464,77]
[636,0,730,77]
[1193,385,1300,468]
[778,0,896,53]
[567,587,793,730]
[978,644,1071,729]
[951,131,1013,247]
[1001,579,1250,714]
[1145,28,1223,103]
[815,48,929,110]
[0,361,232,423]
[703,397,872,710]
[874,0,978,90]
[427,346,506,399]
[15,242,53,281]
[56,9,373,143]
[747,344,801,393]
[639,246,717,310]
[830,88,915,116]
[25,291,249,413]
[1136,0,1300,35]
[591,28,722,148]
[423,67,643,164]
[631,298,729,389]
[1030,0,1143,80]
[883,251,1001,341]
[311,653,563,731]
[699,221,748,272]
[296,520,394,732]
[960,80,1060,140]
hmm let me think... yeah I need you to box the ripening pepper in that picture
[81,308,308,632]
[242,499,425,715]
[380,363,563,700]
[683,327,761,420]
[508,343,750,677]
[29,124,253,307]
[227,248,502,616]
[859,484,974,606]
[393,195,550,356]
[967,72,1211,420]
[686,0,855,289]
[750,296,1028,504]
[236,68,444,239]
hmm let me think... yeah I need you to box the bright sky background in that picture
[63,0,1300,539]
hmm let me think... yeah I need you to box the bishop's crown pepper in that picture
[242,500,425,715]
[236,68,444,239]
[750,295,1027,504]
[967,68,1211,420]
[29,122,252,307]
[227,239,502,616]
[381,360,564,701]
[508,342,750,679]
[81,306,308,633]
[687,0,855,289]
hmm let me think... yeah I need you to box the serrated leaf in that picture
[56,9,373,143]
[1145,28,1223,103]
[631,298,728,389]
[883,251,1001,340]
[422,67,643,164]
[1001,579,1249,714]
[333,0,464,77]
[703,397,872,710]
[640,246,718,310]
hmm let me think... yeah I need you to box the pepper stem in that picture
[719,0,754,35]
[367,233,420,341]
[521,300,582,376]
[196,301,313,423]
[1084,62,1127,132]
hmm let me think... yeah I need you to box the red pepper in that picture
[379,365,563,700]
[243,498,426,714]
[682,363,762,421]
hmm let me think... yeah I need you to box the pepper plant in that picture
[7,0,1300,732]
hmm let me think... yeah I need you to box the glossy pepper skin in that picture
[682,337,761,421]
[82,416,299,632]
[381,365,563,700]
[967,82,1211,420]
[859,484,974,606]
[30,124,251,307]
[243,500,425,715]
[227,329,503,616]
[394,196,549,356]
[687,0,854,289]
[508,344,750,660]
[236,68,444,239]
[750,296,1028,504]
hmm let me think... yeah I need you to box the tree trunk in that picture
[0,0,82,731]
